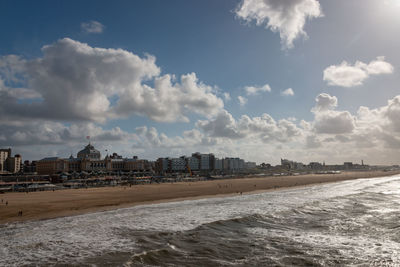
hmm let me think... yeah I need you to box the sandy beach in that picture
[0,170,399,224]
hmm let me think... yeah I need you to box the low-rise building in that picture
[309,162,323,170]
[124,157,152,172]
[344,162,353,170]
[36,157,65,175]
[23,160,37,173]
[244,162,257,169]
[281,158,305,170]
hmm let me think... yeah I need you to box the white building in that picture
[281,158,305,170]
[222,157,246,172]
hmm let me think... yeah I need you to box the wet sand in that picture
[0,170,399,224]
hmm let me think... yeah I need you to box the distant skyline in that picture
[1,0,400,165]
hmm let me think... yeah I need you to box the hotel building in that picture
[36,143,153,175]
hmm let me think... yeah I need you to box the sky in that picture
[1,0,400,165]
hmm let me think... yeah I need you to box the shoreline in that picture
[1,170,399,225]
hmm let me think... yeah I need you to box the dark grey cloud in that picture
[0,121,133,147]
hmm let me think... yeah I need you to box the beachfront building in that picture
[23,160,37,173]
[156,157,170,173]
[67,156,81,172]
[124,157,152,172]
[154,153,249,175]
[36,157,66,175]
[223,157,244,172]
[245,162,257,169]
[192,153,215,171]
[186,156,199,171]
[344,162,353,170]
[0,148,22,174]
[171,157,187,172]
[214,158,223,171]
[309,162,323,170]
[6,155,22,173]
[220,157,251,172]
[77,143,101,160]
[281,158,305,170]
[81,158,107,172]
[0,148,11,173]
[36,143,153,175]
[155,156,199,174]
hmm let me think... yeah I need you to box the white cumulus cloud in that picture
[313,111,355,134]
[245,83,271,95]
[312,93,354,134]
[196,110,245,139]
[238,96,248,106]
[236,0,323,49]
[193,93,400,164]
[281,88,294,96]
[81,21,104,34]
[323,56,394,87]
[0,55,27,83]
[196,110,302,143]
[223,92,231,101]
[312,93,337,112]
[0,38,224,123]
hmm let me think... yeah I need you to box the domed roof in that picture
[77,143,101,159]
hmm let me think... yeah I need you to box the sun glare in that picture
[385,0,400,6]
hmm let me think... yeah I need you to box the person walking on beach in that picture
[5,201,8,206]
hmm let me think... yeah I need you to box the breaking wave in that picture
[1,175,400,266]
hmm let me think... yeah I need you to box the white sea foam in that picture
[248,225,400,265]
[1,175,400,266]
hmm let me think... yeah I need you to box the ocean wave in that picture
[1,175,400,266]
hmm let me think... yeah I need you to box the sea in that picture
[1,175,400,266]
